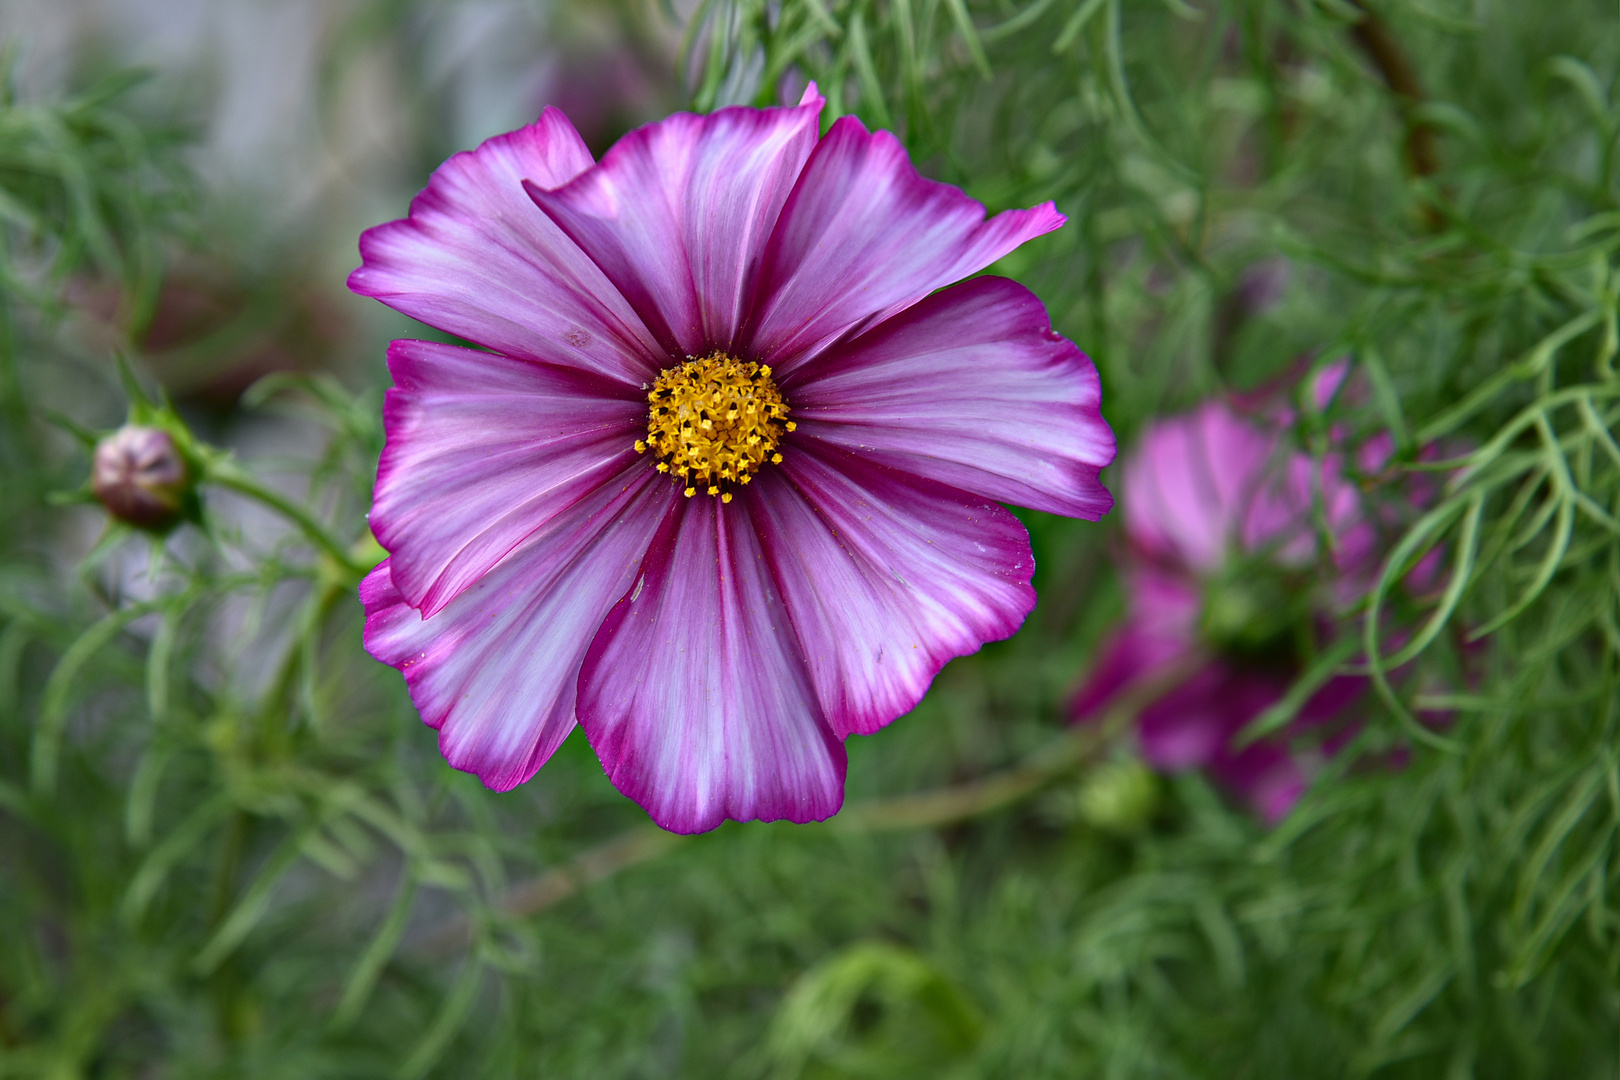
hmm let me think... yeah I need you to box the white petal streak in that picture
[362,464,674,792]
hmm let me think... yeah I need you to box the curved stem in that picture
[208,464,367,577]
[838,656,1199,831]
[1347,0,1440,181]
[835,725,1104,833]
[419,658,1205,953]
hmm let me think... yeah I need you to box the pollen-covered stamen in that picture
[639,352,795,499]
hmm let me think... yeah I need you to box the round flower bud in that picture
[92,425,190,530]
[1077,758,1159,834]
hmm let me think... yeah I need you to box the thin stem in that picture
[207,464,367,577]
[839,655,1197,831]
[1347,0,1440,180]
[419,658,1205,954]
[835,726,1103,833]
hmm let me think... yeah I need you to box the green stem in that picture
[418,658,1205,953]
[207,464,367,578]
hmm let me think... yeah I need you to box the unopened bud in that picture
[92,425,189,530]
[1077,758,1159,834]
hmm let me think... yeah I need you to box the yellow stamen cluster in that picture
[636,352,795,501]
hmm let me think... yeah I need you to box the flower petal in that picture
[349,108,661,385]
[373,339,646,615]
[786,277,1113,519]
[1071,566,1201,720]
[1125,401,1370,577]
[1134,663,1312,821]
[1210,673,1364,822]
[1244,447,1367,574]
[1123,403,1275,571]
[1208,739,1307,825]
[524,88,826,358]
[1135,662,1283,771]
[360,468,674,792]
[751,446,1036,738]
[577,493,846,833]
[1297,675,1367,726]
[741,115,1065,371]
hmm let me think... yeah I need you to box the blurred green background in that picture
[2,0,1620,1076]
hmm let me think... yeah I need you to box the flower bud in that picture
[1077,758,1159,834]
[92,425,190,530]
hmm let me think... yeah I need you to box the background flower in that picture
[1071,395,1370,822]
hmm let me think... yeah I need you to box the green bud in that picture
[1078,758,1159,834]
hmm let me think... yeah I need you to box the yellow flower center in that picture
[635,352,795,502]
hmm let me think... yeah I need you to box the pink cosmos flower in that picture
[350,86,1115,833]
[1071,397,1369,823]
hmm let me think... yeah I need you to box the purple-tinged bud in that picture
[92,425,190,530]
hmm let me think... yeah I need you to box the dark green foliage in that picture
[3,1,1620,1076]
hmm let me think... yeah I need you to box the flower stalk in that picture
[420,658,1201,954]
[203,461,372,580]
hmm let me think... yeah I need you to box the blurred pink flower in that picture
[350,86,1115,833]
[1071,396,1370,823]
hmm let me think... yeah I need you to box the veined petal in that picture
[525,86,826,358]
[741,115,1065,371]
[349,109,661,385]
[360,468,674,792]
[787,277,1113,519]
[1244,448,1364,568]
[577,493,846,833]
[751,447,1035,738]
[1123,403,1275,572]
[1125,401,1369,576]
[373,339,645,615]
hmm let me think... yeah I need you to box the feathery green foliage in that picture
[2,1,1620,1076]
